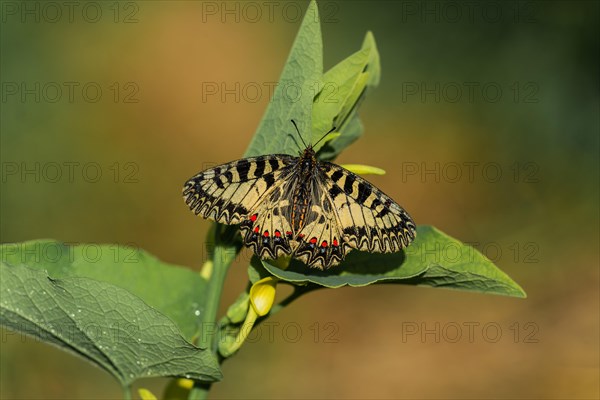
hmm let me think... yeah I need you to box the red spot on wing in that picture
[274,230,281,238]
[263,230,269,237]
[250,214,257,222]
[286,231,293,236]
[321,241,328,247]
[333,239,339,246]
[309,237,317,244]
[254,226,260,233]
[298,233,305,239]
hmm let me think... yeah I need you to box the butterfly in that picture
[183,121,416,269]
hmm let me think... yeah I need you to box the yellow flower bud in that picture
[340,164,386,175]
[249,276,278,317]
[200,260,213,280]
[163,378,194,399]
[138,388,157,400]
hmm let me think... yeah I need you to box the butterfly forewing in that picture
[183,155,295,224]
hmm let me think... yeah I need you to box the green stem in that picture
[189,225,238,400]
[122,385,132,400]
[188,381,212,400]
[199,247,230,350]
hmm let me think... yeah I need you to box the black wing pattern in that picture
[183,155,295,225]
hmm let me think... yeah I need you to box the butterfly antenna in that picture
[313,125,338,148]
[288,135,302,152]
[290,119,309,149]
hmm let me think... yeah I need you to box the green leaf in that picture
[260,226,526,297]
[0,240,206,341]
[259,249,427,288]
[243,0,322,157]
[314,31,381,159]
[0,263,222,387]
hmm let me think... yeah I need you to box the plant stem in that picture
[122,385,132,400]
[199,246,230,350]
[189,225,238,400]
[188,382,212,400]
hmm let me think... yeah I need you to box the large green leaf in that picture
[243,0,322,157]
[0,263,222,387]
[260,226,526,297]
[314,31,381,160]
[0,240,206,340]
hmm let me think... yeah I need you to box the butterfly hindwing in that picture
[183,155,295,225]
[238,175,297,260]
[289,177,351,269]
[321,163,417,253]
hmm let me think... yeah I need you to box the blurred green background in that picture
[1,1,598,398]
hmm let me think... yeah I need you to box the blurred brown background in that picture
[1,1,598,399]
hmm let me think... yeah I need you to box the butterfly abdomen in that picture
[290,148,318,233]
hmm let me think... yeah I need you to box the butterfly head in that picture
[299,146,317,171]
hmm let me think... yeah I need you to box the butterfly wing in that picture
[237,170,299,260]
[183,155,296,225]
[289,176,351,269]
[321,162,417,253]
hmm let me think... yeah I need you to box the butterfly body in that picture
[183,145,416,269]
[290,147,315,231]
